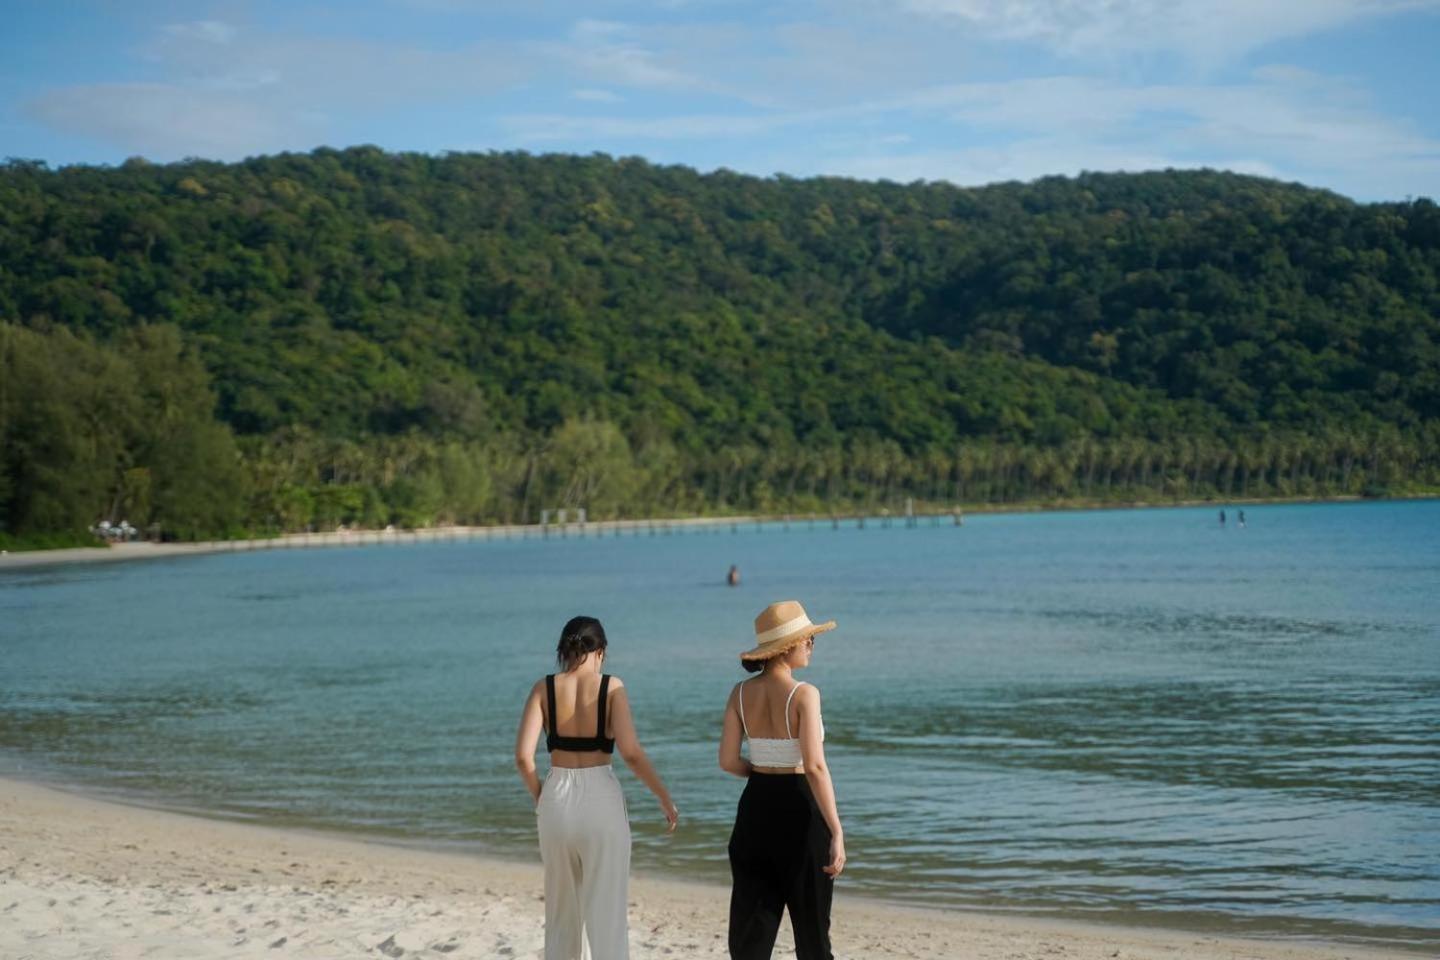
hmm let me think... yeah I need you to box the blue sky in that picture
[2,0,1438,201]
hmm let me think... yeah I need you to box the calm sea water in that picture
[2,502,1438,948]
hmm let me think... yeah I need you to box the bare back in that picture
[734,673,816,773]
[737,675,807,739]
[543,671,614,769]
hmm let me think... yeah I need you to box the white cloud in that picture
[27,83,309,158]
[535,16,967,112]
[18,4,1438,201]
[501,67,1440,200]
[160,20,238,46]
[925,70,1438,162]
[895,0,1440,62]
[140,29,521,107]
[835,70,1440,198]
[502,111,799,143]
[559,19,700,89]
[25,22,528,160]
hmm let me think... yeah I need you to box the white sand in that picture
[0,776,1416,960]
[0,518,767,570]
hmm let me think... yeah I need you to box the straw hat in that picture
[740,600,837,662]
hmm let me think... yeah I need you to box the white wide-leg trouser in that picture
[537,765,632,960]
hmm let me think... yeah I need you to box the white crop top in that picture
[739,678,824,768]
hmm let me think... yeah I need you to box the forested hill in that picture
[2,149,1438,543]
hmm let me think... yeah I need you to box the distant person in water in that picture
[515,616,679,959]
[1238,509,1247,528]
[1219,509,1226,526]
[728,564,741,587]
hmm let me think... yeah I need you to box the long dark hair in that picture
[557,615,608,671]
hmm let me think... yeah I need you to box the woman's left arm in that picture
[514,681,545,804]
[797,684,845,877]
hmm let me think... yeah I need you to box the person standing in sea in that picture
[515,616,679,959]
[719,600,845,960]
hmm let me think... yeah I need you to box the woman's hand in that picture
[823,835,846,877]
[659,796,679,833]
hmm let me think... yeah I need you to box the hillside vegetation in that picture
[2,149,1437,542]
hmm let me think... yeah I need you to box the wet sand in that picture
[0,776,1415,960]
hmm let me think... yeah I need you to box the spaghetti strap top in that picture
[545,674,616,754]
[739,678,823,768]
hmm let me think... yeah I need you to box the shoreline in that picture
[3,493,1434,571]
[0,774,1426,959]
[0,515,763,570]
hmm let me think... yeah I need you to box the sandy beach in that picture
[0,776,1416,960]
[0,500,1339,571]
[0,519,760,570]
[9,495,1438,572]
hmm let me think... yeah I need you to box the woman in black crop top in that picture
[514,616,678,960]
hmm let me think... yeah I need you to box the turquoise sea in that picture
[2,501,1438,949]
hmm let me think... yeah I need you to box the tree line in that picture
[1,150,1437,545]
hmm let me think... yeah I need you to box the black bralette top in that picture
[545,673,616,754]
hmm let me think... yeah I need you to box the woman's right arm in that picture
[514,681,544,804]
[797,684,845,877]
[718,683,753,778]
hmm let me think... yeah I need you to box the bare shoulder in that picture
[524,679,546,712]
[795,682,822,706]
[606,674,627,691]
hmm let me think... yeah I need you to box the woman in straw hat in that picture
[515,615,679,960]
[719,600,845,960]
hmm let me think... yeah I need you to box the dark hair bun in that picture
[556,616,608,670]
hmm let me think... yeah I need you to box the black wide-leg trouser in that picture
[727,773,834,960]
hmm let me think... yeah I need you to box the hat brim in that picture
[738,620,836,661]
